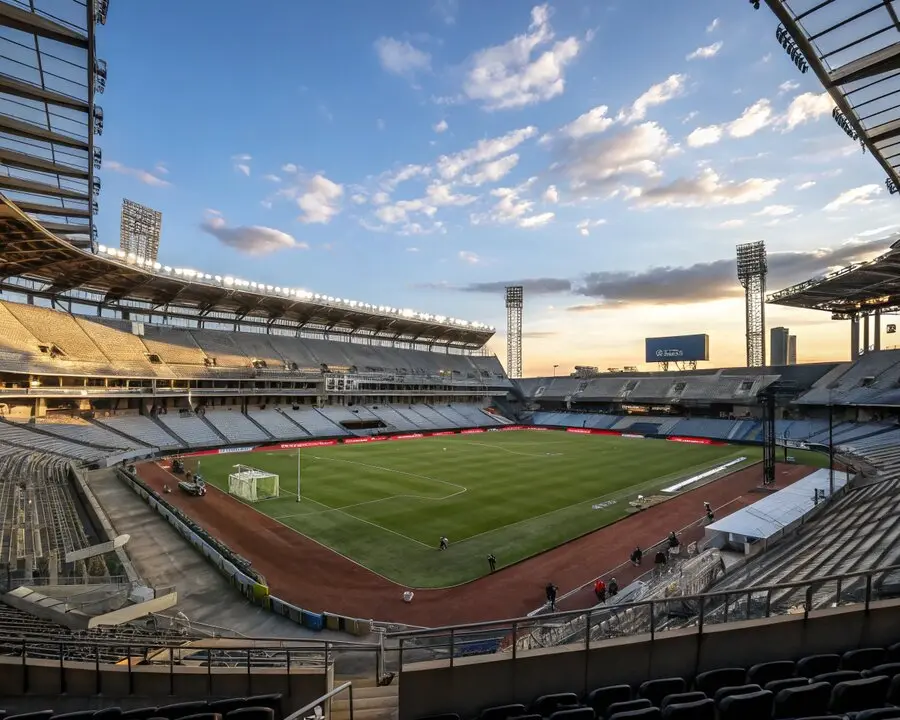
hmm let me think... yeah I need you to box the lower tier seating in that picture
[1,694,284,720]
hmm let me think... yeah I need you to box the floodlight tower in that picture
[505,286,523,379]
[736,241,768,367]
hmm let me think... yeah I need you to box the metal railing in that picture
[1,635,383,696]
[285,681,354,720]
[388,563,900,671]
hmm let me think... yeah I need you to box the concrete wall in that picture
[399,599,900,720]
[0,655,330,715]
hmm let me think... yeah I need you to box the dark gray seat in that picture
[713,685,760,705]
[659,693,704,711]
[586,685,631,717]
[747,660,794,687]
[660,699,713,720]
[638,679,686,708]
[480,705,526,720]
[606,700,651,718]
[717,690,773,720]
[842,648,886,671]
[773,682,831,719]
[829,675,890,714]
[532,694,579,717]
[797,654,840,678]
[694,668,745,696]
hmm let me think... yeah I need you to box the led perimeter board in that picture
[645,334,710,364]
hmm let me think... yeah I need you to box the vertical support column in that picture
[863,312,870,355]
[851,314,860,359]
[875,309,882,351]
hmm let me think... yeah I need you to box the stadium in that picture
[4,2,900,720]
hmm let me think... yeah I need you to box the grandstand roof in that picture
[761,1,900,191]
[0,0,99,249]
[0,194,495,348]
[768,241,900,314]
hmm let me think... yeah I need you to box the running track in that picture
[137,460,814,625]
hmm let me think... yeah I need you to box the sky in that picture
[95,0,900,377]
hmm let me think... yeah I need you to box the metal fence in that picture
[389,563,900,671]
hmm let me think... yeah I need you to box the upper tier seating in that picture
[4,303,107,363]
[190,330,252,368]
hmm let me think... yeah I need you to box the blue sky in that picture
[96,1,900,375]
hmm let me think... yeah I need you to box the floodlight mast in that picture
[736,241,768,368]
[506,286,523,379]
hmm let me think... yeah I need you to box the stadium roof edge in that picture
[0,193,495,348]
[762,0,900,191]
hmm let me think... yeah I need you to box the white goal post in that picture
[228,465,280,503]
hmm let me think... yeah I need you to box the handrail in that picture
[387,562,900,638]
[284,681,353,720]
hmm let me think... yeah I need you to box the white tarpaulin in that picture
[705,469,846,540]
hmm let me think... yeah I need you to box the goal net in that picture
[227,465,280,503]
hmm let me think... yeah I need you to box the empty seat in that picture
[8,714,54,720]
[586,685,631,716]
[52,713,96,720]
[607,710,659,720]
[157,704,208,720]
[547,710,592,720]
[773,682,831,719]
[639,679,687,707]
[717,690,772,720]
[243,696,282,720]
[866,663,900,679]
[660,699,712,720]
[843,648,887,671]
[606,700,652,717]
[207,703,246,717]
[179,715,221,720]
[659,693,704,711]
[797,654,841,678]
[747,660,795,687]
[830,675,890,714]
[532,693,579,717]
[713,685,761,705]
[480,706,527,720]
[813,670,861,686]
[93,711,122,720]
[857,709,900,720]
[694,668,745,696]
[121,711,157,720]
[224,711,272,720]
[888,642,900,663]
[765,677,808,694]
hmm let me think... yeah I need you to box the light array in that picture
[95,245,495,331]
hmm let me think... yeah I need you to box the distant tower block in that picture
[505,285,523,379]
[736,241,768,368]
[120,199,162,261]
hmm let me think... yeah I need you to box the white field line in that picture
[308,454,468,498]
[465,441,564,458]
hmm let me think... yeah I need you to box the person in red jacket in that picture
[594,578,607,603]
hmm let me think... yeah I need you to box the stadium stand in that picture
[247,409,312,438]
[94,415,180,450]
[156,413,224,447]
[204,409,272,443]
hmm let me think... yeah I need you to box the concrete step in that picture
[331,683,398,720]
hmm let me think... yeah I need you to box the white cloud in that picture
[434,119,449,133]
[795,180,816,190]
[459,250,481,264]
[297,174,344,224]
[782,91,835,130]
[558,104,614,139]
[823,184,882,212]
[633,168,781,208]
[463,4,582,110]
[382,163,431,190]
[756,204,794,217]
[728,99,774,138]
[460,154,520,186]
[432,0,459,25]
[235,164,250,177]
[105,160,170,187]
[519,212,555,228]
[351,193,367,205]
[544,184,559,203]
[263,174,281,183]
[424,181,477,207]
[282,163,299,174]
[437,125,537,179]
[778,80,800,94]
[718,219,745,229]
[577,218,606,236]
[687,125,723,148]
[231,153,252,176]
[619,74,687,124]
[371,191,391,205]
[406,246,420,252]
[201,215,305,255]
[232,154,251,162]
[374,37,431,77]
[562,121,674,190]
[706,18,719,33]
[373,182,476,228]
[686,41,723,61]
[154,162,168,175]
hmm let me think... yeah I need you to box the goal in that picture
[228,465,280,502]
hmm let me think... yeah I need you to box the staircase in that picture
[331,677,398,720]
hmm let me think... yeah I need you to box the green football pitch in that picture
[186,431,810,588]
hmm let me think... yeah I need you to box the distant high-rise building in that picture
[788,335,797,365]
[120,199,162,261]
[770,326,789,366]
